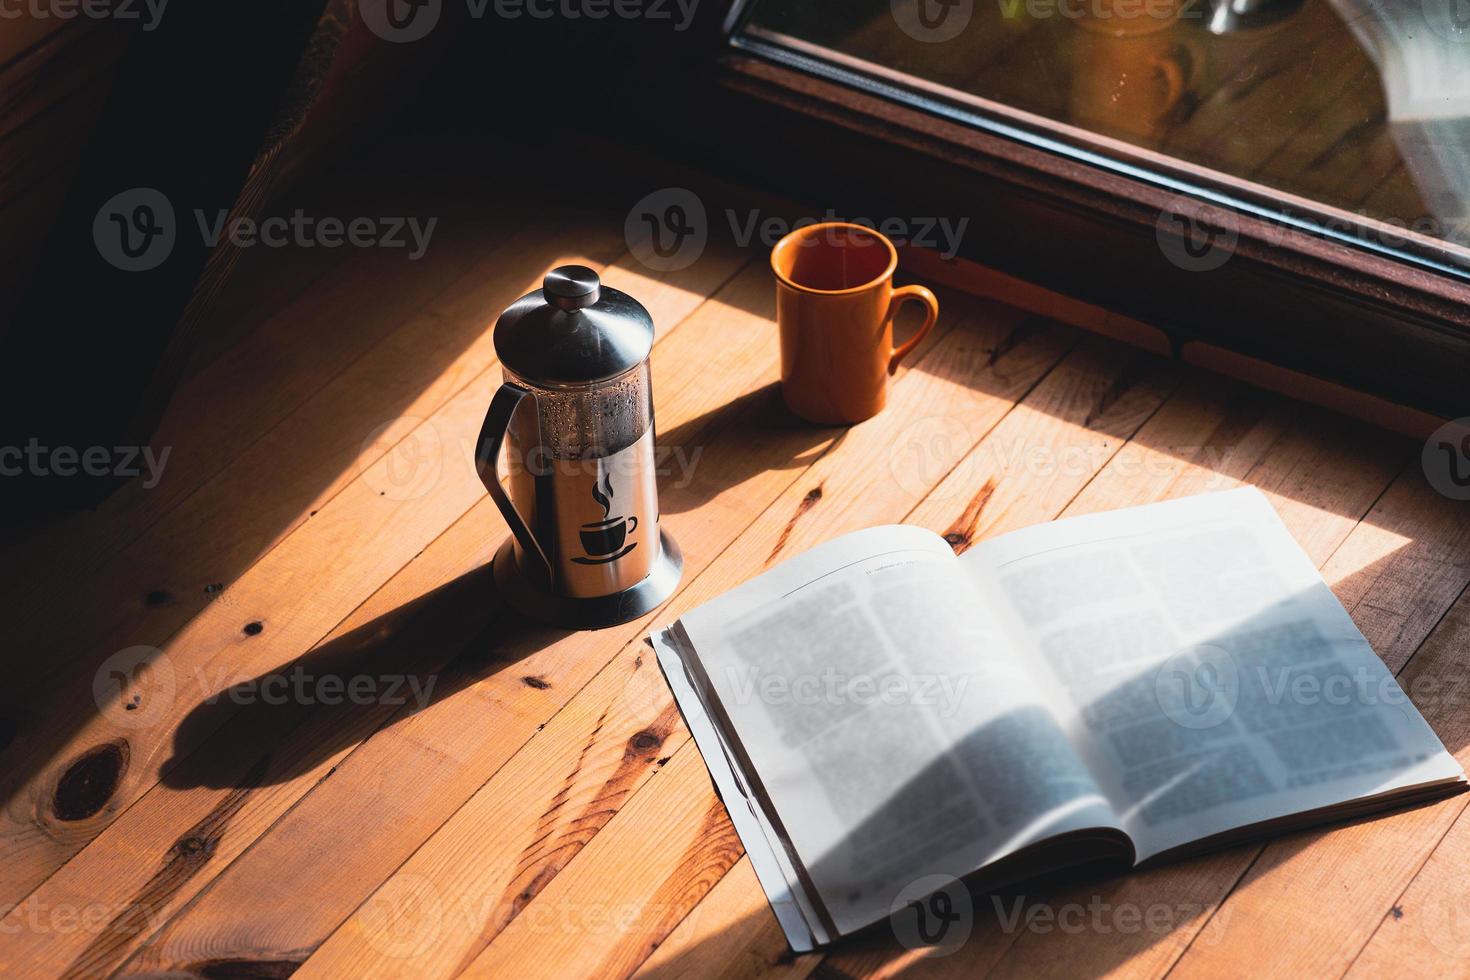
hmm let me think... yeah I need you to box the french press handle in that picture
[475,382,553,586]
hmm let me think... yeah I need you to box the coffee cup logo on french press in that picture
[475,265,682,629]
[576,471,638,564]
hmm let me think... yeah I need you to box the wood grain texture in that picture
[0,194,533,640]
[3,162,1460,980]
[109,275,989,976]
[460,748,746,980]
[1161,511,1470,977]
[98,257,813,977]
[438,328,1182,980]
[900,414,1424,980]
[0,219,750,909]
[635,858,817,980]
[0,236,751,977]
[1344,596,1470,979]
[639,376,1459,980]
[286,299,1064,978]
[929,428,1466,980]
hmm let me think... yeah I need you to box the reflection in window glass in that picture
[738,0,1470,268]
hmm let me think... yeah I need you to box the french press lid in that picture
[493,265,655,387]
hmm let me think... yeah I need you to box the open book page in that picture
[960,487,1464,861]
[665,525,1120,939]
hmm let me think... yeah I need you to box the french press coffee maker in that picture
[475,266,682,629]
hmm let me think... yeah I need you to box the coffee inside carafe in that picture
[533,363,652,461]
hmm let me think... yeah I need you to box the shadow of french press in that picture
[162,563,567,791]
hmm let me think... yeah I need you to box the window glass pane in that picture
[737,0,1470,273]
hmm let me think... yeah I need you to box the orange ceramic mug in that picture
[771,222,939,425]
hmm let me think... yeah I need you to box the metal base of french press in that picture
[493,530,683,630]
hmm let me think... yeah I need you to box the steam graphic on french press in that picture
[475,265,682,629]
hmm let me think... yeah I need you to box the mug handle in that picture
[1151,40,1201,121]
[886,285,940,374]
[474,382,553,586]
[1151,55,1187,122]
[626,515,638,534]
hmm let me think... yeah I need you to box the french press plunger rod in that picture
[474,266,682,629]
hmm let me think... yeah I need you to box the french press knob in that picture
[474,266,682,629]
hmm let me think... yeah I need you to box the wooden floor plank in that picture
[1316,476,1470,675]
[634,858,815,980]
[0,243,751,977]
[0,232,744,915]
[319,617,701,977]
[460,748,745,980]
[0,187,514,628]
[5,212,594,673]
[70,254,856,977]
[1344,598,1470,977]
[1,503,504,980]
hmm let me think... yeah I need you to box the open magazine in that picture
[650,488,1465,951]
